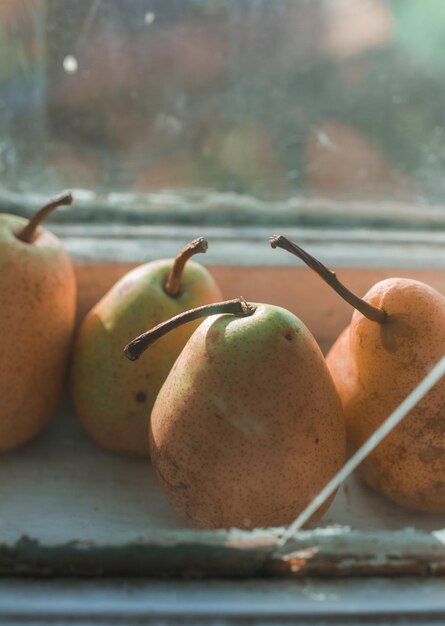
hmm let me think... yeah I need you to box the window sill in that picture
[53,223,445,267]
[1,577,445,625]
[1,400,445,579]
[65,225,445,354]
[3,220,444,583]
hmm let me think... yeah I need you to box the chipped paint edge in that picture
[1,525,445,578]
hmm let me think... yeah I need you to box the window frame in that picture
[2,215,444,580]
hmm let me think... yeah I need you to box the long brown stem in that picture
[270,235,387,324]
[124,297,256,361]
[165,237,208,297]
[16,192,73,243]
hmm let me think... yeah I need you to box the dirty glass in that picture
[0,0,443,225]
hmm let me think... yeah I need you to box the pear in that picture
[124,298,346,529]
[70,238,222,456]
[271,235,445,513]
[0,192,76,451]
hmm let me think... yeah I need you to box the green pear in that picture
[0,192,76,451]
[70,238,222,456]
[125,299,346,529]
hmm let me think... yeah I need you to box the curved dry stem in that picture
[270,234,387,324]
[165,237,208,297]
[16,192,73,243]
[124,297,256,361]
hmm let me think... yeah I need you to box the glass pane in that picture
[0,0,443,221]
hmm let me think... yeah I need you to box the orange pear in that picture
[125,298,345,529]
[271,235,445,512]
[0,192,76,451]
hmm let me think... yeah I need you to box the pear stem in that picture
[270,234,387,324]
[16,192,73,243]
[124,297,256,361]
[165,237,208,297]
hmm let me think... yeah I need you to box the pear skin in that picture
[327,278,445,512]
[0,213,76,451]
[149,304,346,529]
[70,258,222,456]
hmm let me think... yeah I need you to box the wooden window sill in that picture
[65,225,445,354]
[0,223,444,579]
[2,399,445,578]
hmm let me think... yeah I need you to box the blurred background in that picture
[0,0,444,211]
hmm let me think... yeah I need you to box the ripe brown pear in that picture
[124,299,346,529]
[0,192,76,451]
[70,238,222,456]
[271,235,445,513]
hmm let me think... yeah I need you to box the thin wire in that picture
[277,355,445,549]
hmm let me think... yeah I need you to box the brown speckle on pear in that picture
[149,304,346,529]
[0,205,76,451]
[328,278,445,512]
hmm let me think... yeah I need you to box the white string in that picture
[277,355,445,549]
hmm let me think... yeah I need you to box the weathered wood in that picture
[0,401,444,577]
[1,577,445,624]
[2,189,445,230]
[45,224,445,267]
